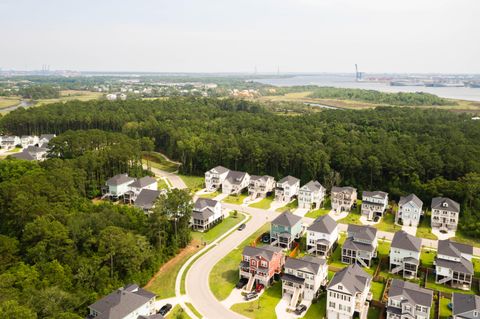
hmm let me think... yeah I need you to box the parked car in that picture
[373,216,380,222]
[294,304,307,315]
[261,233,270,243]
[158,303,172,315]
[255,284,264,293]
[244,292,258,301]
[236,278,248,289]
[238,223,246,231]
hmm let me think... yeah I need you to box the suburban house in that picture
[125,176,158,203]
[327,264,372,319]
[239,245,285,292]
[104,174,136,200]
[221,170,250,195]
[331,186,357,213]
[396,194,423,227]
[386,279,433,319]
[270,212,303,249]
[435,239,473,290]
[298,180,326,210]
[11,145,48,161]
[191,198,223,231]
[452,293,480,319]
[431,197,461,232]
[342,225,378,268]
[87,284,157,319]
[306,215,339,257]
[134,189,163,213]
[275,175,300,202]
[20,135,39,148]
[389,231,422,279]
[0,136,20,150]
[39,134,56,146]
[361,191,389,221]
[282,256,328,310]
[248,175,275,199]
[205,166,230,192]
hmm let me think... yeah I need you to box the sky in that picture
[0,0,479,74]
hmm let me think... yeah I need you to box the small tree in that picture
[232,210,238,218]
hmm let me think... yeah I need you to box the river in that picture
[254,74,480,102]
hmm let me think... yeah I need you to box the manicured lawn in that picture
[371,281,385,301]
[209,223,270,301]
[7,147,22,153]
[338,211,362,225]
[305,208,331,219]
[304,293,327,319]
[185,302,202,318]
[416,213,437,240]
[474,258,480,277]
[249,195,274,209]
[157,178,169,190]
[223,194,248,205]
[377,239,391,258]
[178,175,204,191]
[328,234,347,270]
[374,212,400,233]
[452,231,480,249]
[425,273,477,294]
[275,199,298,212]
[191,212,244,245]
[439,297,452,319]
[230,282,282,319]
[166,304,192,319]
[367,306,381,319]
[420,249,436,268]
[142,151,180,173]
[198,191,220,199]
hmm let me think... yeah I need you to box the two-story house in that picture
[125,176,158,203]
[431,197,460,232]
[205,166,230,191]
[361,191,388,221]
[20,135,39,148]
[222,170,250,195]
[0,135,20,150]
[282,256,328,310]
[435,239,473,290]
[307,215,339,257]
[11,145,49,161]
[275,176,300,202]
[396,194,423,227]
[87,284,157,319]
[191,198,223,231]
[386,279,433,319]
[104,173,136,200]
[248,175,275,199]
[389,231,422,279]
[331,186,357,213]
[134,189,163,213]
[239,245,285,292]
[452,293,480,319]
[298,180,326,210]
[327,264,372,319]
[270,212,303,249]
[39,134,56,146]
[342,225,378,268]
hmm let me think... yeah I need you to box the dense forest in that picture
[0,130,192,318]
[1,97,480,238]
[18,85,60,100]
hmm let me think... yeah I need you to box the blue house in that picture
[270,212,303,249]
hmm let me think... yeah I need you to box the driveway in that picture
[401,225,417,236]
[145,165,187,189]
[432,228,456,240]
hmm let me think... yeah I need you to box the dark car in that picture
[244,292,258,301]
[236,278,248,289]
[158,303,172,316]
[373,216,380,222]
[294,304,307,315]
[238,223,246,231]
[255,284,264,293]
[261,233,270,243]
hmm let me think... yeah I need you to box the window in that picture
[329,302,336,309]
[338,285,343,290]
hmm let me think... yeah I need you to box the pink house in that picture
[239,245,285,291]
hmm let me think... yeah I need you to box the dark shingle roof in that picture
[194,198,218,210]
[272,212,302,228]
[362,190,388,200]
[11,151,35,161]
[285,256,325,274]
[438,240,473,258]
[242,245,283,261]
[435,257,473,274]
[452,293,480,316]
[331,186,356,195]
[106,174,135,186]
[398,193,423,208]
[391,231,421,252]
[343,237,376,252]
[250,175,274,182]
[277,175,300,186]
[307,215,337,234]
[225,170,248,185]
[431,197,460,212]
[209,166,229,174]
[328,264,371,294]
[134,189,161,210]
[388,279,433,308]
[130,176,157,188]
[301,180,325,192]
[347,224,377,242]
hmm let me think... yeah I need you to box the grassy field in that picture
[420,249,436,268]
[142,151,180,173]
[0,96,21,109]
[36,90,102,106]
[191,212,243,245]
[209,223,270,301]
[223,194,248,205]
[178,175,204,192]
[166,304,192,319]
[439,297,452,319]
[304,293,327,319]
[230,282,282,319]
[338,211,362,225]
[425,273,477,294]
[249,195,274,209]
[198,191,220,199]
[371,281,385,301]
[275,199,298,212]
[374,212,401,233]
[305,208,331,219]
[416,213,438,240]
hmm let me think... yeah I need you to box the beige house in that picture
[331,186,357,213]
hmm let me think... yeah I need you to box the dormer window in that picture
[338,285,342,290]
[442,202,448,208]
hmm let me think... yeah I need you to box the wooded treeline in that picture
[17,85,61,100]
[1,98,480,237]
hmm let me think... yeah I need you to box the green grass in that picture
[305,208,331,219]
[416,213,438,240]
[371,281,385,301]
[178,175,204,192]
[249,195,274,209]
[367,306,381,319]
[191,212,243,245]
[374,212,400,233]
[474,258,480,277]
[185,302,202,318]
[328,234,347,270]
[209,223,270,301]
[425,273,476,294]
[304,293,327,319]
[275,199,298,212]
[198,191,220,199]
[452,231,480,249]
[338,211,362,225]
[420,249,436,268]
[157,178,169,190]
[166,304,192,319]
[0,96,21,109]
[142,151,180,173]
[377,239,391,258]
[223,194,248,205]
[230,282,282,319]
[7,147,22,153]
[439,297,452,319]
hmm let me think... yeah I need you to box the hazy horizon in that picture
[1,0,479,74]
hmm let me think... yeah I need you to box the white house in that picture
[282,256,328,310]
[20,135,39,148]
[0,136,20,150]
[87,284,156,319]
[431,197,460,232]
[275,175,300,202]
[191,198,223,231]
[331,186,357,213]
[452,293,480,319]
[248,175,275,199]
[104,173,136,200]
[327,264,372,319]
[125,176,158,203]
[11,145,48,161]
[38,134,56,146]
[342,225,378,268]
[222,170,250,195]
[298,180,326,210]
[386,279,433,319]
[106,93,117,101]
[361,191,388,221]
[205,166,230,191]
[396,194,423,227]
[307,215,338,257]
[435,239,473,290]
[389,231,422,279]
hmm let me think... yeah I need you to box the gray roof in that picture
[285,256,325,274]
[11,151,35,161]
[134,189,161,210]
[106,174,135,186]
[192,208,214,221]
[307,215,337,234]
[282,273,305,285]
[391,231,421,252]
[435,257,473,275]
[398,194,423,208]
[272,212,302,228]
[431,197,460,212]
[242,245,283,261]
[388,279,433,308]
[225,170,248,185]
[193,198,219,220]
[343,237,376,253]
[328,264,371,294]
[89,284,156,319]
[194,198,218,210]
[130,176,157,188]
[209,166,229,174]
[301,180,325,192]
[277,175,300,186]
[362,190,388,200]
[331,186,356,195]
[347,224,377,242]
[250,175,274,182]
[25,145,48,153]
[438,240,473,258]
[39,134,56,141]
[452,293,480,316]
